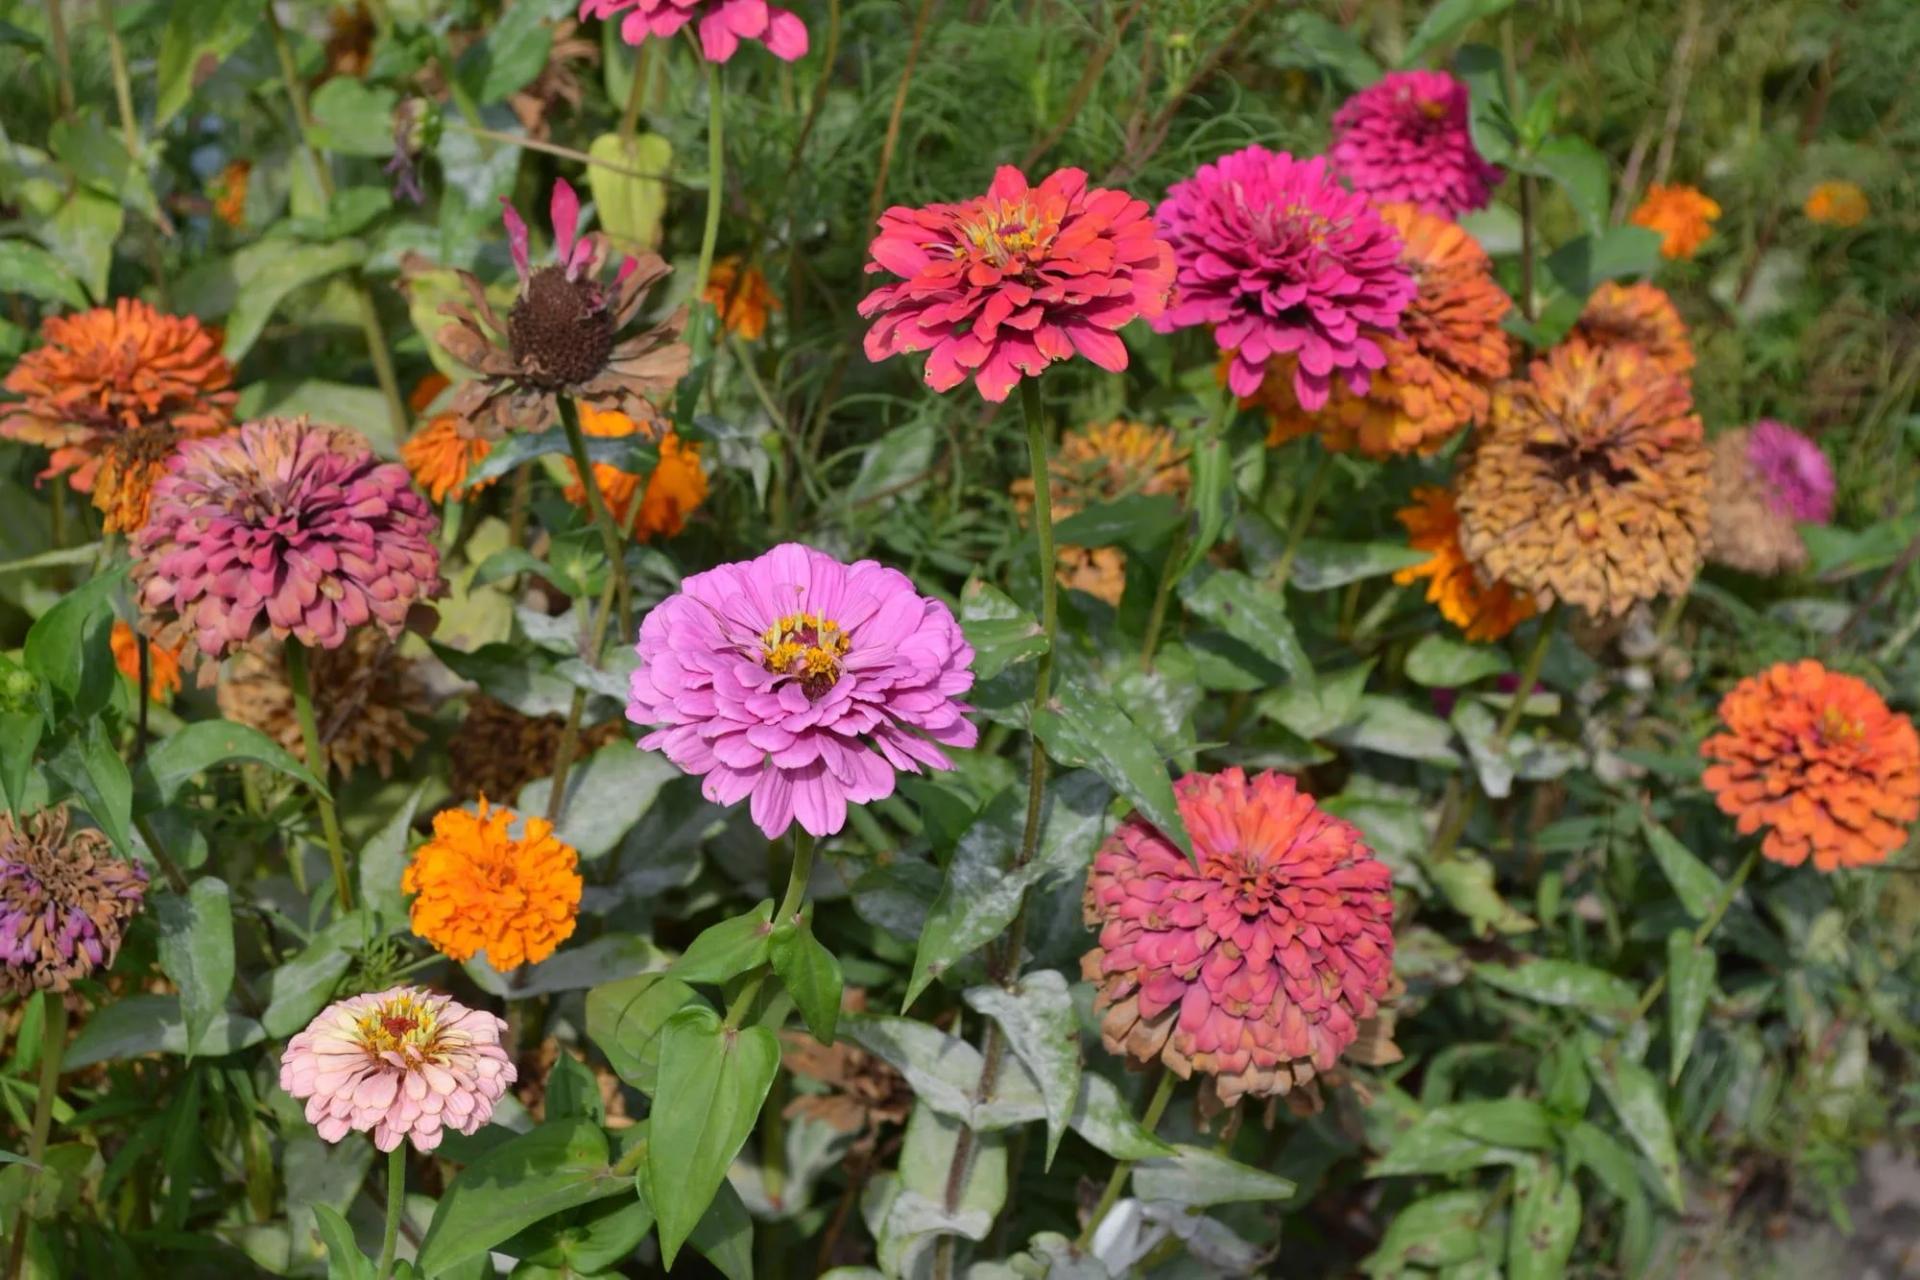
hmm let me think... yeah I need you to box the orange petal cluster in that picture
[704,257,781,341]
[1803,180,1868,228]
[212,160,250,228]
[402,413,497,503]
[403,798,582,970]
[1629,183,1720,259]
[110,621,183,703]
[1392,486,1535,642]
[1701,660,1920,872]
[562,403,707,541]
[1572,282,1694,384]
[1011,419,1189,605]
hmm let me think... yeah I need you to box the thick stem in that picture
[376,1145,405,1280]
[558,397,633,639]
[99,0,138,153]
[1493,606,1558,748]
[1075,1068,1176,1251]
[5,994,67,1280]
[777,831,817,923]
[1274,444,1334,589]
[695,60,725,301]
[285,640,352,912]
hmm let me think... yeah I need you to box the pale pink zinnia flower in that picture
[627,543,978,838]
[1746,419,1835,524]
[579,0,807,62]
[858,165,1176,402]
[1082,768,1396,1105]
[1330,70,1503,219]
[1155,146,1417,407]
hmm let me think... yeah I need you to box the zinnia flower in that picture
[279,986,516,1153]
[1456,341,1710,618]
[217,631,428,779]
[438,179,691,437]
[1804,180,1869,228]
[1328,70,1502,218]
[1156,146,1416,405]
[1701,660,1920,871]
[1746,419,1834,523]
[859,165,1175,402]
[1011,419,1189,605]
[403,798,582,970]
[579,0,807,62]
[448,695,626,802]
[1081,768,1396,1105]
[402,413,496,503]
[1705,423,1832,577]
[1393,486,1535,642]
[1245,203,1511,456]
[0,299,236,493]
[212,160,250,228]
[704,257,780,340]
[131,417,443,679]
[627,543,979,838]
[1629,183,1720,259]
[561,404,707,541]
[0,805,147,998]
[1572,282,1694,384]
[110,621,182,702]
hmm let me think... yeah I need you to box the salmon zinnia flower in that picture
[1629,183,1720,259]
[859,165,1175,402]
[1702,660,1920,872]
[561,404,707,540]
[1572,282,1694,384]
[1804,180,1868,228]
[704,257,780,340]
[1011,420,1189,605]
[403,798,583,970]
[211,160,251,228]
[1394,486,1535,642]
[110,621,182,702]
[402,413,496,503]
[1329,70,1502,218]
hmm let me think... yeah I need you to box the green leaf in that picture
[1475,958,1637,1020]
[544,1051,606,1124]
[672,900,775,986]
[416,1120,630,1277]
[23,565,124,700]
[866,1103,1007,1273]
[1369,1104,1535,1178]
[1453,44,1517,166]
[1180,567,1310,680]
[1584,1033,1683,1209]
[1274,11,1382,88]
[1406,635,1513,687]
[470,548,582,599]
[1544,227,1663,298]
[262,917,361,1039]
[153,878,235,1059]
[518,746,678,861]
[585,973,706,1093]
[1640,817,1723,920]
[588,133,673,254]
[0,240,87,308]
[358,785,426,927]
[1435,1098,1558,1150]
[154,0,254,126]
[453,0,554,104]
[64,994,263,1067]
[1404,0,1517,65]
[963,970,1080,1166]
[1288,541,1428,592]
[466,933,664,1000]
[1665,930,1715,1084]
[308,79,400,157]
[1176,430,1236,578]
[648,1006,781,1267]
[35,189,122,303]
[1508,1156,1580,1280]
[1429,853,1537,937]
[843,1013,1046,1131]
[846,421,936,508]
[464,424,649,488]
[958,580,1048,682]
[49,725,134,857]
[1033,679,1189,862]
[0,710,43,815]
[1328,696,1461,764]
[1131,1146,1296,1207]
[685,1178,755,1280]
[314,1203,375,1280]
[1069,1073,1175,1161]
[1051,493,1183,549]
[1256,661,1372,740]
[770,915,844,1045]
[138,719,328,807]
[214,239,367,360]
[1525,136,1610,235]
[1362,1189,1489,1274]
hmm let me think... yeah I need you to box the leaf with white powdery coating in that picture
[1069,1071,1175,1161]
[1666,929,1716,1084]
[1033,680,1188,862]
[843,1013,1045,1130]
[1508,1155,1581,1280]
[1131,1145,1296,1207]
[1641,815,1724,921]
[1180,566,1311,680]
[1583,1032,1684,1209]
[964,969,1081,1165]
[153,877,235,1059]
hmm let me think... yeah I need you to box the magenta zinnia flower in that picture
[132,417,442,679]
[579,0,807,62]
[1746,419,1834,524]
[279,986,515,1154]
[858,165,1176,402]
[1082,768,1396,1105]
[627,543,978,838]
[1330,70,1502,218]
[1155,146,1416,406]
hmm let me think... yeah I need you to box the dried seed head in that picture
[507,266,616,388]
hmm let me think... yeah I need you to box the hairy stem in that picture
[376,1146,405,1280]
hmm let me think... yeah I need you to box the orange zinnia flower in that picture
[110,621,182,702]
[1803,180,1868,228]
[703,257,780,341]
[0,300,236,493]
[562,403,706,541]
[1629,183,1719,259]
[1701,660,1920,872]
[1392,486,1534,642]
[211,160,250,228]
[1572,282,1694,384]
[402,413,496,503]
[403,797,582,970]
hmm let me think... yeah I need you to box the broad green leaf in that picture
[1429,853,1537,937]
[1288,540,1428,592]
[1328,696,1461,764]
[49,725,134,857]
[1474,958,1637,1020]
[470,548,582,599]
[358,785,426,927]
[1544,227,1662,298]
[314,1204,375,1280]
[308,79,400,157]
[464,424,650,487]
[35,188,122,303]
[770,915,844,1045]
[1640,817,1723,920]
[0,710,43,815]
[585,973,705,1093]
[1180,567,1310,680]
[963,969,1080,1165]
[1584,1033,1683,1209]
[1665,930,1715,1084]
[1033,680,1188,861]
[671,900,775,985]
[1256,661,1372,740]
[958,580,1048,681]
[1051,494,1183,549]
[154,0,254,126]
[685,1178,755,1280]
[866,1104,1007,1275]
[153,878,235,1059]
[64,995,263,1067]
[518,746,678,860]
[453,0,554,104]
[1131,1145,1296,1207]
[1406,634,1513,687]
[1404,0,1517,65]
[544,1051,606,1124]
[262,917,361,1039]
[1508,1155,1580,1280]
[512,1185,654,1273]
[214,240,367,360]
[139,719,328,807]
[0,240,87,308]
[431,641,576,717]
[1369,1103,1534,1178]
[1275,10,1382,88]
[1069,1072,1176,1161]
[416,1120,630,1277]
[1454,44,1517,166]
[1434,1098,1558,1150]
[23,565,124,699]
[1526,135,1610,235]
[588,133,673,254]
[1362,1189,1489,1274]
[843,1014,1046,1131]
[846,421,936,508]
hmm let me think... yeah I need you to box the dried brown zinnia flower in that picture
[447,695,626,803]
[1,806,147,998]
[1705,427,1808,576]
[217,630,428,779]
[781,991,911,1152]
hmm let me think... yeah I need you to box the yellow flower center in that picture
[356,993,442,1057]
[957,201,1055,266]
[761,612,851,699]
[1817,705,1863,745]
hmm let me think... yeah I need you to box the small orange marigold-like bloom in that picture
[110,621,182,702]
[1629,183,1720,259]
[1393,486,1535,642]
[1803,180,1869,228]
[1572,282,1694,384]
[403,798,582,970]
[1701,660,1920,872]
[562,403,707,541]
[704,257,781,341]
[1011,420,1189,605]
[90,424,197,534]
[211,160,250,228]
[402,414,496,504]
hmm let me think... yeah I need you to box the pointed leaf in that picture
[415,1119,629,1277]
[964,970,1081,1166]
[1665,929,1715,1084]
[1131,1145,1296,1207]
[1508,1155,1581,1280]
[153,878,235,1058]
[1069,1072,1177,1161]
[671,900,775,985]
[771,916,844,1045]
[1406,634,1513,687]
[1641,817,1723,920]
[1585,1033,1684,1209]
[1474,958,1637,1020]
[1180,567,1310,680]
[1032,680,1188,861]
[139,718,329,807]
[585,973,705,1093]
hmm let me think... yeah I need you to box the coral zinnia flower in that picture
[217,632,428,780]
[1082,768,1396,1105]
[1572,282,1694,384]
[438,179,691,437]
[211,160,250,228]
[628,543,978,838]
[110,621,182,702]
[859,165,1174,402]
[1746,419,1834,523]
[0,299,236,492]
[1804,180,1869,228]
[1393,486,1535,642]
[279,986,516,1152]
[403,798,582,970]
[1629,183,1720,259]
[1011,420,1189,605]
[704,257,780,340]
[1157,146,1416,406]
[1457,342,1710,618]
[1329,70,1502,218]
[448,696,626,803]
[402,413,496,504]
[1246,203,1511,457]
[131,417,443,679]
[1702,660,1920,871]
[0,805,148,998]
[580,0,807,62]
[561,404,708,541]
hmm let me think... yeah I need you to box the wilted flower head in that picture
[111,621,183,703]
[439,179,691,436]
[705,257,781,340]
[562,404,708,541]
[1629,183,1719,259]
[1572,282,1694,384]
[217,631,428,779]
[279,986,516,1152]
[628,543,978,838]
[1082,768,1395,1105]
[1457,342,1710,618]
[581,0,808,62]
[859,165,1174,402]
[1702,660,1920,872]
[403,798,582,971]
[1804,180,1869,228]
[1394,486,1535,642]
[131,417,443,678]
[402,413,497,504]
[0,806,148,998]
[1706,429,1808,577]
[1746,419,1834,524]
[1329,70,1501,218]
[1157,146,1416,406]
[448,696,626,803]
[1011,420,1189,605]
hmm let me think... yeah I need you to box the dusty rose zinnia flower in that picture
[1746,419,1834,524]
[0,806,148,998]
[1083,768,1396,1105]
[627,543,978,838]
[1330,70,1502,218]
[280,986,515,1153]
[1156,146,1417,406]
[858,165,1175,402]
[580,0,807,62]
[131,417,442,680]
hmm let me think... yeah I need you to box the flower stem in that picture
[1274,442,1334,589]
[1075,1067,1177,1252]
[557,396,633,640]
[1141,385,1236,672]
[99,0,138,154]
[618,42,652,145]
[376,1145,405,1280]
[4,994,66,1280]
[42,0,73,118]
[1493,605,1558,749]
[546,566,620,824]
[135,633,151,761]
[285,639,352,912]
[1618,847,1759,1037]
[695,60,725,302]
[777,831,816,923]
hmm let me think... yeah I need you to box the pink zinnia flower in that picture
[627,543,978,838]
[1330,70,1503,218]
[279,986,515,1153]
[1155,146,1417,407]
[1746,419,1834,524]
[131,417,442,680]
[858,165,1176,402]
[579,0,807,62]
[1082,768,1396,1105]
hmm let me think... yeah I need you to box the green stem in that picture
[133,812,190,896]
[1075,1068,1177,1251]
[777,831,817,923]
[285,640,352,912]
[1141,385,1236,672]
[723,971,768,1031]
[1274,444,1334,589]
[1620,847,1759,1034]
[42,0,73,118]
[618,42,651,144]
[99,0,138,153]
[558,397,633,640]
[4,994,66,1280]
[135,632,151,761]
[546,567,620,824]
[695,60,725,301]
[1502,16,1537,329]
[376,1145,404,1280]
[1493,606,1559,748]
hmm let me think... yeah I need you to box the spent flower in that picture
[0,806,148,998]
